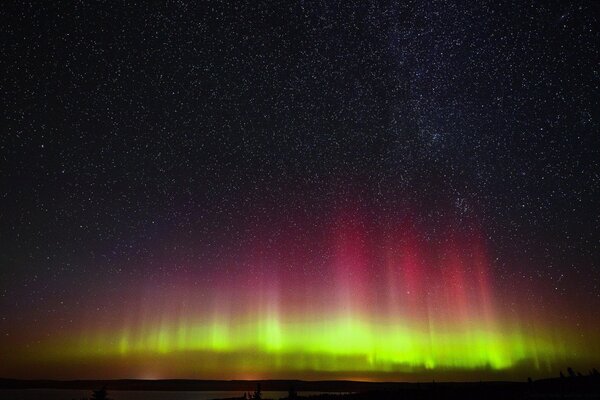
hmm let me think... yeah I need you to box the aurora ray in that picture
[2,210,596,380]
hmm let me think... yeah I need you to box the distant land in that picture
[2,376,600,399]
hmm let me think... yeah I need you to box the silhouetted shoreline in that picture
[2,374,600,399]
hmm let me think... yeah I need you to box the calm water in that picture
[0,389,336,400]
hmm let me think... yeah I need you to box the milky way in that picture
[1,1,599,380]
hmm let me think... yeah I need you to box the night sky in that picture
[1,1,599,380]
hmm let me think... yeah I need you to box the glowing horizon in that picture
[2,209,597,380]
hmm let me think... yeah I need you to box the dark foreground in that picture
[2,375,600,399]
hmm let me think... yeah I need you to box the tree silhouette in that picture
[253,382,262,400]
[91,386,109,400]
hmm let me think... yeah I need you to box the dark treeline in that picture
[2,369,600,400]
[219,371,600,400]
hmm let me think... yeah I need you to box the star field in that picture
[1,1,599,380]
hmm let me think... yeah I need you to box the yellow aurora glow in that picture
[2,217,598,380]
[7,310,592,381]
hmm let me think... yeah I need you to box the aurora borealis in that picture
[2,1,600,382]
[2,208,598,380]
